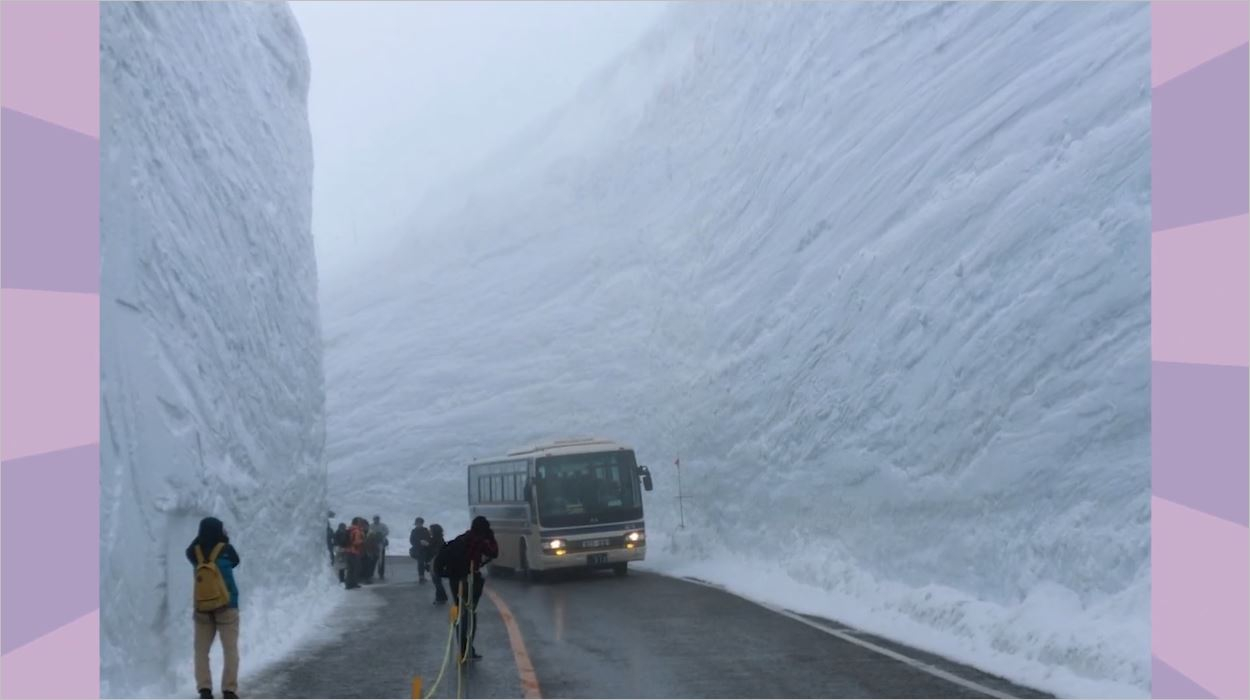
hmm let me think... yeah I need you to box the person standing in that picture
[326,510,337,566]
[333,522,349,583]
[345,518,365,589]
[409,517,431,583]
[426,523,447,604]
[359,519,372,583]
[361,519,380,583]
[185,517,242,700]
[371,515,391,581]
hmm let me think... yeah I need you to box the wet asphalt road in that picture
[249,557,1049,699]
[249,557,520,700]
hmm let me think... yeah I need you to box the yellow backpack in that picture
[193,543,231,612]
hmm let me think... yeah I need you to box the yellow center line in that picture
[486,587,543,699]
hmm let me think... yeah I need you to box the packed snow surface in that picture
[100,3,332,696]
[320,3,1149,696]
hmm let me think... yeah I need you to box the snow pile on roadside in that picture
[642,532,1146,698]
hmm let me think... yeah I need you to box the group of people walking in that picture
[334,512,500,660]
[327,513,390,589]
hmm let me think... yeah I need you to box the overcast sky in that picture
[290,1,668,263]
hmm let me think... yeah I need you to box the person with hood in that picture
[433,516,498,659]
[185,517,242,700]
[345,518,366,589]
[425,523,447,604]
[409,517,431,583]
[371,515,391,580]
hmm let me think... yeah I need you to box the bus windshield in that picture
[534,451,641,527]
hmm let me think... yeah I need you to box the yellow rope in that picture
[460,575,479,664]
[456,578,468,699]
[456,571,481,700]
[421,611,457,699]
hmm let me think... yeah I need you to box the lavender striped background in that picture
[1,1,101,698]
[1150,2,1249,699]
[0,1,1247,698]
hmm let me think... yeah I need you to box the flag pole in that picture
[676,456,685,530]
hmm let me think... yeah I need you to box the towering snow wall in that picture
[321,3,1149,695]
[100,3,327,696]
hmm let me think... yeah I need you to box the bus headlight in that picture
[626,531,645,543]
[543,539,565,550]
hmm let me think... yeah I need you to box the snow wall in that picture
[321,3,1150,696]
[100,3,330,696]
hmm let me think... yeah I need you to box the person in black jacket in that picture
[185,517,242,700]
[425,523,447,604]
[434,516,498,660]
[332,523,349,582]
[410,517,431,583]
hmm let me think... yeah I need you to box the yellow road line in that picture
[486,587,543,699]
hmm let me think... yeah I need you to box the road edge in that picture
[668,573,1020,700]
[485,587,543,699]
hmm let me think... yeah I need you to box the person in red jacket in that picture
[345,518,366,590]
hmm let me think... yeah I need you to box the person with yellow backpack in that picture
[185,517,242,700]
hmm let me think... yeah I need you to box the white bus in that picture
[467,438,654,578]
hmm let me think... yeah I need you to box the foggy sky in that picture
[290,1,668,263]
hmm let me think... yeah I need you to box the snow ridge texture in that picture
[100,3,331,695]
[323,3,1149,696]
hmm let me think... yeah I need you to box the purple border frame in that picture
[1151,2,1249,699]
[0,1,1247,698]
[0,2,101,698]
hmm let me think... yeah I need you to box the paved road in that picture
[249,557,520,700]
[249,557,1049,699]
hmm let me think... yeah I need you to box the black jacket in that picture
[433,529,497,578]
[423,532,446,564]
[410,526,431,550]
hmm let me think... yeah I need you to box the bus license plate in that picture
[583,539,610,548]
[587,553,608,566]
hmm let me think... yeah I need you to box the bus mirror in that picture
[642,474,654,491]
